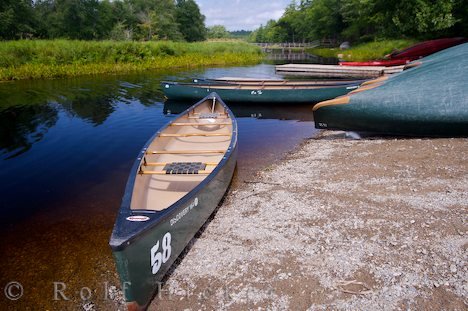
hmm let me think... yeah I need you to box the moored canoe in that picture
[387,37,467,60]
[275,63,405,78]
[109,93,237,309]
[339,59,412,67]
[161,81,361,103]
[193,77,368,86]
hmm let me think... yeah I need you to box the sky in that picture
[195,0,291,31]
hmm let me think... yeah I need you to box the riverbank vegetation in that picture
[1,0,207,42]
[0,40,262,80]
[250,0,467,43]
[0,1,261,81]
[309,39,416,61]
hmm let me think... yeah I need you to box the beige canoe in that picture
[132,93,237,211]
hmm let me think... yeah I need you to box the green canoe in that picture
[162,80,360,103]
[313,43,468,137]
[109,93,237,309]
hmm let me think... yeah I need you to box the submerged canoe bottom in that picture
[112,146,237,309]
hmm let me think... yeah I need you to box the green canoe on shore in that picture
[313,43,468,137]
[162,80,360,103]
[110,93,237,309]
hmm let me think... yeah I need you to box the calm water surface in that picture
[0,64,317,308]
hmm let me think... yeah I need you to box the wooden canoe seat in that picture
[139,162,212,175]
[143,160,218,166]
[164,162,206,174]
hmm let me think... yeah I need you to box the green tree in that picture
[207,25,230,39]
[0,0,36,39]
[175,0,206,42]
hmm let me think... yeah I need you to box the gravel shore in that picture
[147,131,467,310]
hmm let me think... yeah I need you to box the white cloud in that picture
[195,0,291,31]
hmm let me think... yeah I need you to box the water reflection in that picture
[0,65,317,309]
[164,100,314,121]
[0,73,167,160]
[0,105,58,159]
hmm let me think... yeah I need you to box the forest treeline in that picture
[250,0,468,43]
[0,0,207,41]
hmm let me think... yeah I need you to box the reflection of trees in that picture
[63,95,116,126]
[0,71,169,159]
[0,105,58,159]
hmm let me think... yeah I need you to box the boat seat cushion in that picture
[163,162,207,174]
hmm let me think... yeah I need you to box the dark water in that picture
[0,64,317,309]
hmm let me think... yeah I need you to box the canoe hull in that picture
[110,93,238,308]
[314,105,468,137]
[112,144,237,309]
[389,37,467,60]
[314,43,468,137]
[339,59,411,67]
[162,82,358,103]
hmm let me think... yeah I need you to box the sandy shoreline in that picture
[147,130,467,310]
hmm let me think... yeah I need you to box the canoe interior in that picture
[132,97,232,211]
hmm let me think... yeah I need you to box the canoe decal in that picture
[170,197,199,226]
[126,215,150,222]
[150,232,172,274]
[250,90,263,95]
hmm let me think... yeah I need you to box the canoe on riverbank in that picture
[339,59,412,67]
[162,80,360,103]
[387,37,467,60]
[109,93,237,309]
[313,43,468,137]
[193,77,367,86]
[275,63,405,78]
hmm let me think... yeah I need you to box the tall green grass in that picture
[0,40,263,80]
[309,39,417,61]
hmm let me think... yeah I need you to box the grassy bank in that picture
[309,39,416,61]
[0,40,263,80]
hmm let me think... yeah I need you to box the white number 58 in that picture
[151,232,172,274]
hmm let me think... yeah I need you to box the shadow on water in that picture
[164,100,314,121]
[0,65,317,309]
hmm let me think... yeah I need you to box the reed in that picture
[0,40,263,80]
[309,39,416,61]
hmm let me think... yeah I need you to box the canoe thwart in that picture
[159,133,231,137]
[139,170,211,175]
[188,116,229,119]
[143,160,218,167]
[139,161,216,175]
[170,122,232,126]
[146,150,226,154]
[198,112,222,119]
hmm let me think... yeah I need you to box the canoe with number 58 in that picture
[109,92,237,310]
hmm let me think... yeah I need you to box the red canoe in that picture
[340,59,412,67]
[387,37,467,60]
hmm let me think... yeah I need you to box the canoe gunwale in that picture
[109,92,238,251]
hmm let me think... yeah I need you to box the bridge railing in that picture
[253,41,320,48]
[253,39,340,49]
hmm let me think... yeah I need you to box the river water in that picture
[0,64,318,309]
